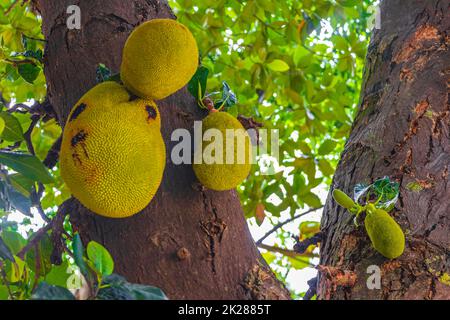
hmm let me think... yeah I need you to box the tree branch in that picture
[257,243,318,259]
[23,114,52,223]
[24,114,40,155]
[43,135,62,169]
[17,221,53,259]
[16,199,70,260]
[255,206,323,245]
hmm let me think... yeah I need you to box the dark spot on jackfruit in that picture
[72,152,82,166]
[69,103,87,122]
[71,130,88,147]
[146,105,157,120]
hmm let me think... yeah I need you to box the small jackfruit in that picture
[193,112,252,191]
[120,19,198,101]
[60,82,165,218]
[364,204,405,259]
[332,189,357,212]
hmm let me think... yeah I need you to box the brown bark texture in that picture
[35,0,290,300]
[319,0,450,299]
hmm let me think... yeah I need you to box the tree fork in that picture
[319,0,450,300]
[35,0,290,299]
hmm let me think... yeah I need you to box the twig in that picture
[31,243,41,291]
[3,58,36,66]
[22,35,47,43]
[33,199,50,223]
[16,200,70,260]
[255,206,323,245]
[7,103,31,113]
[237,115,263,147]
[24,114,40,155]
[5,0,28,15]
[24,114,51,223]
[257,243,318,259]
[7,98,56,121]
[50,201,71,265]
[17,222,53,259]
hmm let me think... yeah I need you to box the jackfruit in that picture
[332,189,357,212]
[193,111,252,191]
[120,19,198,100]
[60,81,165,218]
[364,204,405,259]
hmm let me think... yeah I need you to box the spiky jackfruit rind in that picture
[193,112,252,191]
[60,82,165,218]
[364,206,405,259]
[120,19,199,101]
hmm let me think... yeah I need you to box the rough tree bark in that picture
[319,0,449,299]
[34,0,290,299]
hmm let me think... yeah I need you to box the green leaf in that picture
[4,255,26,282]
[267,59,290,72]
[8,173,33,197]
[0,179,32,216]
[124,282,168,300]
[0,285,9,300]
[288,256,310,270]
[214,81,237,111]
[0,117,5,136]
[354,176,399,212]
[302,192,322,208]
[26,234,53,276]
[337,0,360,7]
[17,63,40,84]
[86,241,114,276]
[0,236,15,262]
[45,260,71,288]
[31,282,75,300]
[0,230,26,255]
[188,66,209,100]
[72,233,89,278]
[0,112,24,142]
[333,35,348,51]
[299,221,320,239]
[22,48,43,62]
[262,251,276,265]
[318,139,337,155]
[371,177,399,211]
[318,159,334,176]
[0,151,53,183]
[97,274,167,300]
[96,63,112,83]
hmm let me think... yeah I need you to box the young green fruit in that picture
[120,19,199,100]
[332,189,357,211]
[60,82,165,218]
[364,204,405,259]
[193,112,252,191]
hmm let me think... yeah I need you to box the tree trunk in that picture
[35,0,290,300]
[319,0,449,300]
